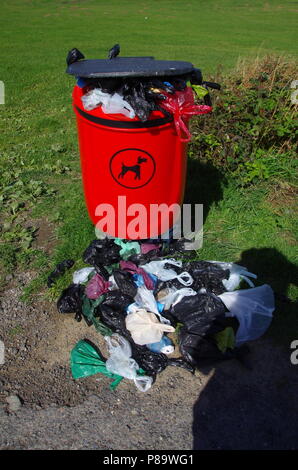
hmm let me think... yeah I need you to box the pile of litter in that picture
[66,45,220,141]
[50,238,275,392]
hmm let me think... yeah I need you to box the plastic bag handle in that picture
[176,271,194,286]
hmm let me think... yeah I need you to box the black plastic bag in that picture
[179,326,251,369]
[94,264,110,280]
[123,82,156,121]
[95,77,123,94]
[113,269,137,298]
[170,293,226,336]
[101,290,134,312]
[47,259,74,288]
[167,357,195,373]
[130,343,168,376]
[189,68,203,85]
[183,261,229,295]
[130,343,195,377]
[57,283,84,322]
[162,238,193,256]
[83,238,121,267]
[126,246,162,265]
[97,304,128,335]
[66,48,85,66]
[179,327,228,367]
[171,78,187,90]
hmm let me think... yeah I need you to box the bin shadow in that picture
[191,247,298,450]
[183,158,225,223]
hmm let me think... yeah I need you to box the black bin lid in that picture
[66,57,195,78]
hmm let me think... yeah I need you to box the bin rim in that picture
[74,104,174,129]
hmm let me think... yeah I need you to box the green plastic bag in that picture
[192,84,208,99]
[105,262,120,274]
[82,296,113,336]
[214,327,235,353]
[70,340,123,390]
[114,238,141,260]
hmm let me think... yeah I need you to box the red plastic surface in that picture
[73,85,188,239]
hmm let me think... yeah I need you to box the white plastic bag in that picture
[157,287,197,310]
[134,285,171,324]
[208,261,257,291]
[125,309,175,345]
[142,259,193,286]
[72,267,95,284]
[81,88,135,118]
[81,88,109,111]
[219,284,275,345]
[127,300,169,325]
[102,93,135,119]
[104,334,153,392]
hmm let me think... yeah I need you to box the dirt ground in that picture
[0,271,297,450]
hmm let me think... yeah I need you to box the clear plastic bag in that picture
[157,287,197,310]
[134,285,171,324]
[104,334,153,392]
[219,284,275,345]
[142,259,193,286]
[125,309,175,346]
[72,267,95,284]
[208,261,257,291]
[81,89,135,118]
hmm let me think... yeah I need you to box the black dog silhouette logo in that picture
[118,156,147,181]
[110,148,156,189]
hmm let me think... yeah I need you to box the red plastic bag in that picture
[85,273,111,299]
[159,87,212,142]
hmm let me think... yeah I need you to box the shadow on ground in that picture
[192,247,298,450]
[184,158,225,223]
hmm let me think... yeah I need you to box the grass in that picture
[0,0,297,345]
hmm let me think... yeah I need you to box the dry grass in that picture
[233,54,298,90]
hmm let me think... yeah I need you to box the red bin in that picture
[73,85,188,239]
[67,54,211,239]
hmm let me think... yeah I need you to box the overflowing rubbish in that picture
[51,236,275,392]
[66,44,220,140]
[61,45,273,392]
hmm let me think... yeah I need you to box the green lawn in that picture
[0,0,297,345]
